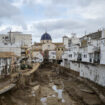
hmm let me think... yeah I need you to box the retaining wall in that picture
[67,61,105,86]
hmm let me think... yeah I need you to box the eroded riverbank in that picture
[0,63,104,105]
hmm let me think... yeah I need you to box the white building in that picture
[68,44,80,61]
[63,33,79,49]
[32,51,43,63]
[100,29,105,64]
[49,51,56,62]
[61,30,105,86]
[63,36,69,49]
[0,31,32,57]
[61,30,105,67]
[0,52,17,75]
[61,51,69,67]
[80,31,101,63]
[62,34,80,67]
[32,32,64,61]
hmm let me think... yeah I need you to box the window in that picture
[48,45,50,49]
[52,52,56,55]
[84,54,87,58]
[68,40,71,47]
[5,36,9,39]
[4,43,7,45]
[74,52,76,57]
[69,54,72,57]
[58,48,60,51]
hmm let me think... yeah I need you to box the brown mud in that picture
[0,63,104,105]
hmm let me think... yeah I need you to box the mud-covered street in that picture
[0,63,104,105]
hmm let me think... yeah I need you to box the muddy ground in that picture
[0,64,104,105]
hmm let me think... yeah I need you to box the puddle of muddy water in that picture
[40,97,47,105]
[52,85,65,103]
[31,90,36,97]
[40,83,66,105]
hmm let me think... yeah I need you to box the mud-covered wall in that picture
[68,61,105,86]
[80,63,105,86]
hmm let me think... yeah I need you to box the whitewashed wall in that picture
[80,63,105,86]
[82,52,89,62]
[61,51,69,67]
[100,39,105,64]
[71,36,80,45]
[62,61,105,86]
[70,61,80,72]
[14,34,32,47]
[0,32,32,57]
[68,45,80,61]
[0,33,32,47]
[63,37,69,49]
[100,30,105,64]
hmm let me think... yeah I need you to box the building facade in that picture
[32,32,64,62]
[0,31,32,57]
[62,31,104,66]
[0,52,18,76]
[61,30,105,86]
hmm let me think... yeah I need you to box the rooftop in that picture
[81,31,102,40]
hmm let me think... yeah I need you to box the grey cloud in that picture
[0,0,20,18]
[29,19,85,42]
[35,19,85,31]
[13,0,105,20]
[51,0,99,7]
[30,16,105,41]
[1,0,105,42]
[0,0,26,30]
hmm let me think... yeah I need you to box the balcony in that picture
[62,51,68,59]
[88,46,100,53]
[93,47,100,52]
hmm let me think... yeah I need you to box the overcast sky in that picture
[0,0,105,42]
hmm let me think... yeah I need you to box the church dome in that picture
[41,32,52,40]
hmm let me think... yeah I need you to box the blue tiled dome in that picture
[41,32,52,40]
